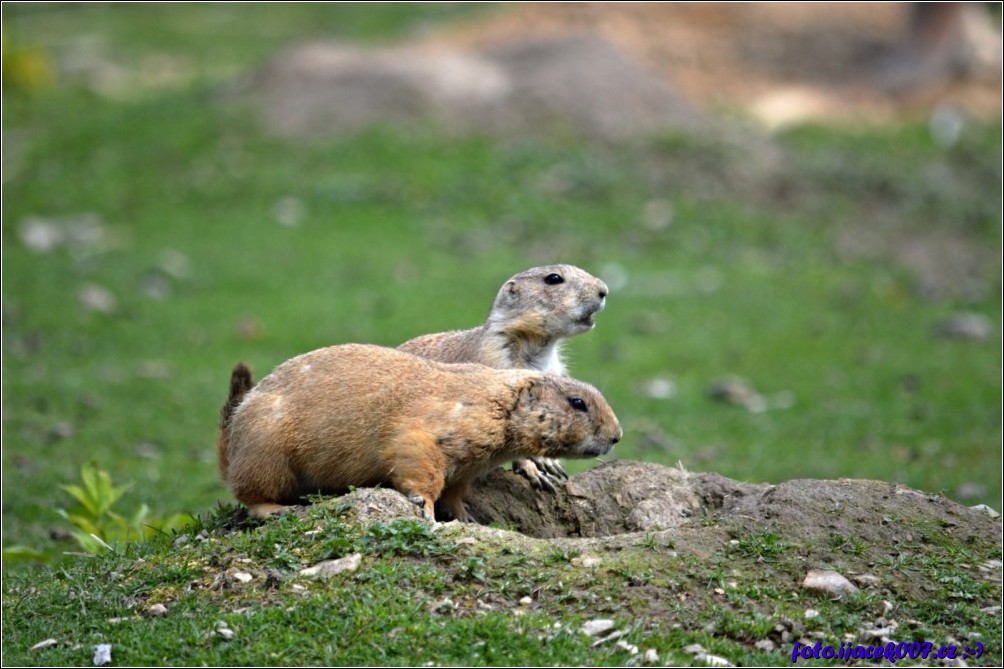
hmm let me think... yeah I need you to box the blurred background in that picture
[2,3,1001,562]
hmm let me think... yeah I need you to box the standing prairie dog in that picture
[217,344,622,521]
[398,264,609,491]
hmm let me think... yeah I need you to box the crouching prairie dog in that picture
[398,264,608,491]
[217,344,621,521]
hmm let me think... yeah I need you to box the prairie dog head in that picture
[488,264,608,340]
[510,374,622,459]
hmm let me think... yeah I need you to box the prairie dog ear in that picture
[520,376,542,401]
[504,280,519,304]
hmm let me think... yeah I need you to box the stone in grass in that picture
[145,603,168,617]
[932,313,992,341]
[298,553,361,579]
[615,639,639,655]
[802,569,859,598]
[78,284,117,314]
[93,644,112,666]
[682,643,734,666]
[30,639,58,651]
[970,504,1000,519]
[850,574,882,588]
[695,653,734,667]
[429,598,455,614]
[216,621,235,641]
[580,619,616,638]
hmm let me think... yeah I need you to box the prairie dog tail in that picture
[217,363,254,481]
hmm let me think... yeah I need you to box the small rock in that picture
[641,378,676,400]
[615,639,640,655]
[518,596,532,606]
[591,630,627,647]
[106,616,140,624]
[19,218,64,253]
[30,639,58,651]
[709,377,767,413]
[429,597,455,614]
[980,605,1000,615]
[93,643,112,666]
[970,504,1000,518]
[863,627,894,639]
[802,569,859,597]
[172,534,189,547]
[683,644,707,655]
[78,284,117,314]
[933,313,992,341]
[216,628,235,641]
[979,560,1003,572]
[881,600,894,613]
[145,603,168,617]
[642,648,660,664]
[273,196,305,227]
[158,248,191,279]
[299,553,361,579]
[581,619,616,638]
[850,574,881,588]
[804,609,820,619]
[695,653,733,667]
[754,639,776,653]
[232,572,253,583]
[571,555,602,568]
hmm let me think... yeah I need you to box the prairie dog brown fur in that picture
[217,344,621,521]
[398,264,608,489]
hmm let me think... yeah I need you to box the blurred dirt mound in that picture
[431,2,1002,127]
[234,34,701,140]
[236,3,999,138]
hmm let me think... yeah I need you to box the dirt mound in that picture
[232,34,701,140]
[430,3,1002,126]
[330,461,1001,547]
[234,4,999,138]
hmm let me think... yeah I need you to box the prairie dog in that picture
[398,264,608,489]
[217,344,621,521]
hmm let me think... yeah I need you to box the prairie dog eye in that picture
[544,273,564,285]
[568,397,588,412]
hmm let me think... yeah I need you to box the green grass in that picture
[1,4,1001,664]
[3,500,999,666]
